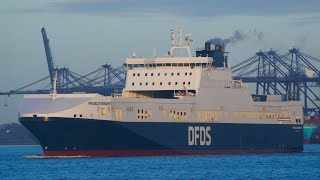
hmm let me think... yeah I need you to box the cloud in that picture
[290,15,320,26]
[5,0,320,17]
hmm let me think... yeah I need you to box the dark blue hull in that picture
[19,117,303,156]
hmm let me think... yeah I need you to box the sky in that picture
[0,0,320,123]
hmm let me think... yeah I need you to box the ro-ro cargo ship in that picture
[19,27,303,156]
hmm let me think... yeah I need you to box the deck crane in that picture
[41,27,55,88]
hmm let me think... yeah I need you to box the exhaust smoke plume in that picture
[206,29,264,47]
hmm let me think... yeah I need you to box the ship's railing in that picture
[126,62,212,70]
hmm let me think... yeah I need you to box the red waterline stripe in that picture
[44,149,302,157]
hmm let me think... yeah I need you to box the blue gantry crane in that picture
[41,28,55,88]
[0,28,319,117]
[0,28,126,97]
[231,48,320,116]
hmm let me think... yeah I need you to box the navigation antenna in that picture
[170,26,192,57]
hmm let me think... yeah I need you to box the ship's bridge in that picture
[122,57,213,99]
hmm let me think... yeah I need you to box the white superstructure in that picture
[19,27,303,126]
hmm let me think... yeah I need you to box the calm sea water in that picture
[0,145,320,179]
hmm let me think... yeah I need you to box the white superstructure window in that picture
[132,82,135,86]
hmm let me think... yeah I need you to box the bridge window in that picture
[172,63,177,67]
[184,63,189,66]
[178,63,183,67]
